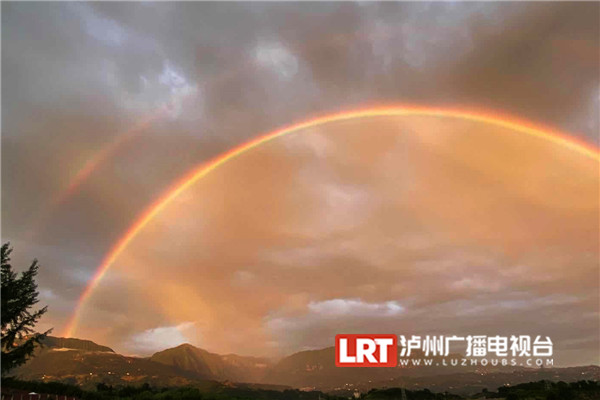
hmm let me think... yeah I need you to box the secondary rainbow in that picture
[63,105,600,338]
[24,89,196,241]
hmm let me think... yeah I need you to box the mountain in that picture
[150,343,272,383]
[40,336,115,353]
[12,337,274,389]
[261,347,510,389]
[340,366,600,396]
[261,347,600,393]
[10,337,200,390]
[11,336,600,396]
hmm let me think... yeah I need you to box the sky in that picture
[1,2,599,365]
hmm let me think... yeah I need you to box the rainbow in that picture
[24,88,195,241]
[59,115,161,203]
[62,105,599,337]
[23,112,165,241]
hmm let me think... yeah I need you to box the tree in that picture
[1,242,51,374]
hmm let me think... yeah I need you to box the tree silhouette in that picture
[1,242,51,374]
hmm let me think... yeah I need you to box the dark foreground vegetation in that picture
[3,378,600,400]
[2,378,337,400]
[362,380,600,400]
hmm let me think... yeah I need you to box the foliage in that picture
[364,387,463,399]
[2,377,84,397]
[483,379,600,400]
[1,242,51,374]
[2,377,600,400]
[2,378,346,400]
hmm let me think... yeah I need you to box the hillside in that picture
[10,339,198,389]
[10,336,600,396]
[261,347,516,389]
[150,343,272,382]
[40,336,115,353]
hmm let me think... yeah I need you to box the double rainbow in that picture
[62,106,599,338]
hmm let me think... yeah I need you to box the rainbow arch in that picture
[63,105,599,337]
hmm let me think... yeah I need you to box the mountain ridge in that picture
[40,335,115,353]
[11,335,600,395]
[150,342,272,383]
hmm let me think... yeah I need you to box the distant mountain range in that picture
[40,336,115,353]
[11,336,200,389]
[10,336,600,396]
[150,343,271,383]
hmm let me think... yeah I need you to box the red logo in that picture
[335,334,397,367]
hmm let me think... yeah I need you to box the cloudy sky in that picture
[1,2,598,365]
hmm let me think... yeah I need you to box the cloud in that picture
[308,298,404,317]
[254,41,299,81]
[124,322,197,355]
[1,2,598,365]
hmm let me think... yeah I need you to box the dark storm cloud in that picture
[1,2,598,362]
